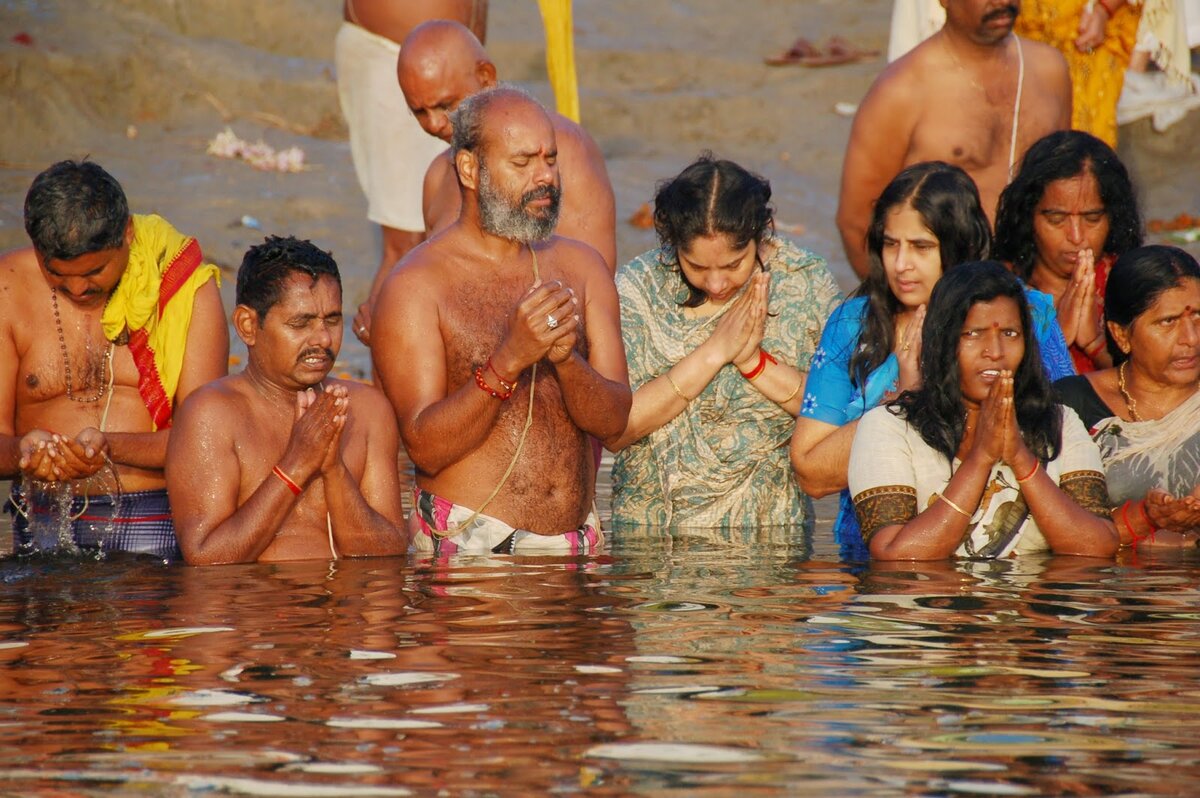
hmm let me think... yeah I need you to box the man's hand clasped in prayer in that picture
[277,386,349,492]
[494,279,580,377]
[18,428,111,482]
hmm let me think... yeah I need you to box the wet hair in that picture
[890,261,1061,469]
[24,160,130,261]
[1103,245,1200,365]
[849,161,992,391]
[236,235,341,323]
[652,153,775,308]
[994,130,1143,280]
[450,84,540,160]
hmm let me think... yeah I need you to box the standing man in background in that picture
[837,0,1072,277]
[335,0,489,346]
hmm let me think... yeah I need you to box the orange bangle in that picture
[1016,460,1040,483]
[272,465,302,496]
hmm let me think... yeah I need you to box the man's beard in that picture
[477,163,561,243]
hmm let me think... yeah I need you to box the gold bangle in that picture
[665,373,690,403]
[935,492,973,519]
[779,379,802,404]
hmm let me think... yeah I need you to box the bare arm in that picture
[790,417,859,498]
[603,340,726,452]
[325,386,408,556]
[372,267,504,475]
[1016,457,1118,556]
[108,279,229,470]
[0,292,20,476]
[836,69,916,278]
[551,251,630,440]
[869,451,995,561]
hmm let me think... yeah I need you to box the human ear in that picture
[1107,320,1131,355]
[232,305,260,347]
[456,150,479,191]
[476,60,497,88]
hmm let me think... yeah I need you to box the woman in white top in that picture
[849,261,1119,560]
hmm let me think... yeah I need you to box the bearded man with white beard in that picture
[370,87,631,556]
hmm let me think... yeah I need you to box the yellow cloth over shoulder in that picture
[101,214,220,430]
[536,0,580,122]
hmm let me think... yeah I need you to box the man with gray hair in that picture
[370,87,631,555]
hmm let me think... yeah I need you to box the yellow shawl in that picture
[101,214,220,430]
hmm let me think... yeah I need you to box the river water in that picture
[1,513,1198,796]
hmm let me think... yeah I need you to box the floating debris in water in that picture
[586,742,768,764]
[326,718,442,730]
[359,672,458,687]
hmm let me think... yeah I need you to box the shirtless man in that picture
[166,236,406,565]
[371,87,631,556]
[0,160,228,559]
[337,0,488,346]
[397,20,617,273]
[837,0,1072,277]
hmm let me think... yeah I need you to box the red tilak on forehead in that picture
[992,322,1000,328]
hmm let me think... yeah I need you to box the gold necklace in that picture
[51,287,113,403]
[1117,360,1142,422]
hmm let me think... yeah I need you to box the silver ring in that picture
[546,314,559,330]
[357,325,366,334]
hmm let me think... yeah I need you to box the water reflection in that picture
[0,534,1196,794]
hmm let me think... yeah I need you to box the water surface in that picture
[1,526,1198,796]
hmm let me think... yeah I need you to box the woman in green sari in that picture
[604,156,841,528]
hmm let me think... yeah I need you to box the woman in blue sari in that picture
[791,161,1075,558]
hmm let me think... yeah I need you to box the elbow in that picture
[790,452,839,499]
[794,468,838,499]
[589,392,632,443]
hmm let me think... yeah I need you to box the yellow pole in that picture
[535,0,580,122]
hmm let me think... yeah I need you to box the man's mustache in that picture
[297,347,334,363]
[983,4,1019,23]
[523,185,560,204]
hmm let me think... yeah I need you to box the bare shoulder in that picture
[377,233,455,305]
[544,235,608,281]
[1018,35,1069,77]
[862,46,927,105]
[173,375,248,431]
[551,114,607,167]
[0,247,38,305]
[337,379,396,419]
[424,149,454,183]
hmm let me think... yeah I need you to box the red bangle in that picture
[1135,499,1158,544]
[1084,338,1106,359]
[474,365,514,400]
[272,465,302,496]
[1016,460,1040,483]
[486,358,515,393]
[739,350,777,381]
[1096,0,1116,17]
[1119,500,1136,543]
